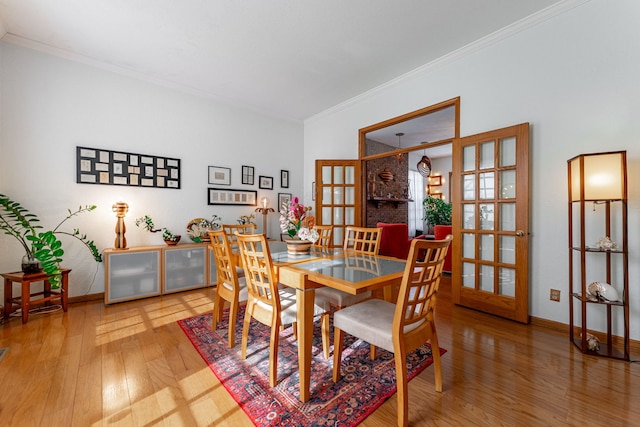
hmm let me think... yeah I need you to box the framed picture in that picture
[76,146,180,189]
[208,166,231,185]
[281,170,289,188]
[208,188,257,206]
[242,165,255,185]
[429,175,442,186]
[278,192,292,210]
[259,175,273,190]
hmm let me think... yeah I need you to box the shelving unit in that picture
[567,151,629,361]
[104,243,213,304]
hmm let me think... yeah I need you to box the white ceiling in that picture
[0,0,564,122]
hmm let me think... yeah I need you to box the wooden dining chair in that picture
[235,233,331,387]
[312,225,333,249]
[208,229,249,348]
[342,226,382,254]
[332,236,452,427]
[315,226,382,309]
[222,223,256,274]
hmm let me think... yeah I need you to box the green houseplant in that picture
[0,193,102,288]
[423,195,452,230]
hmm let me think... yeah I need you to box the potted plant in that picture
[135,215,181,245]
[422,195,452,231]
[0,193,102,288]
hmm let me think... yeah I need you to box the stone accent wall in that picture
[365,140,410,227]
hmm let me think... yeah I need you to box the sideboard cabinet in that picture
[104,243,214,304]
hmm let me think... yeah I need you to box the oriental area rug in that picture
[178,307,445,427]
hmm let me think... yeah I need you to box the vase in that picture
[21,254,42,274]
[285,239,312,255]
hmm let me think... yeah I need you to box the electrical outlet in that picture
[550,289,561,302]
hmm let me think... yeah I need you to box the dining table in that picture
[270,242,408,403]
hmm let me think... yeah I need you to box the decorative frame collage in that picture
[206,165,293,206]
[76,146,180,189]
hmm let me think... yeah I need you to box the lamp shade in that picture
[569,151,626,201]
[417,155,432,177]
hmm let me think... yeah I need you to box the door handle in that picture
[515,230,525,237]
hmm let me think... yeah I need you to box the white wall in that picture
[304,0,640,339]
[0,42,303,299]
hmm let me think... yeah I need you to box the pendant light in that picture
[395,132,406,163]
[417,145,432,178]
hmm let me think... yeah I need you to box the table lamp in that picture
[255,196,274,239]
[112,201,129,249]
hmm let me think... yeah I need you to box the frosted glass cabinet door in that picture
[105,248,161,304]
[163,246,207,293]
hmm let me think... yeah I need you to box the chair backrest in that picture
[208,229,240,291]
[235,233,280,312]
[313,225,333,248]
[222,223,257,252]
[343,226,382,255]
[393,235,452,339]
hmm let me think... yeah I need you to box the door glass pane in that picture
[500,170,516,199]
[499,236,516,264]
[462,262,475,287]
[334,227,343,247]
[480,234,494,261]
[345,187,355,204]
[322,187,332,204]
[333,166,343,184]
[322,166,332,183]
[345,166,355,184]
[479,203,494,230]
[499,267,516,297]
[333,187,343,204]
[500,137,516,167]
[462,233,475,258]
[480,265,494,292]
[333,208,343,225]
[480,141,494,169]
[463,145,475,172]
[500,203,516,231]
[345,207,355,225]
[479,172,495,199]
[463,204,475,229]
[463,174,475,200]
[322,207,332,222]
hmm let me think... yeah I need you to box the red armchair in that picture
[433,225,452,272]
[377,222,425,260]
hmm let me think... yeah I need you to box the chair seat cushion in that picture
[219,276,249,302]
[333,299,424,353]
[315,287,371,308]
[256,287,329,325]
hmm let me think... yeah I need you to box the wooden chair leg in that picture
[394,349,409,427]
[370,344,377,361]
[332,327,345,382]
[227,299,238,348]
[269,317,281,387]
[321,313,330,359]
[212,292,222,330]
[430,322,443,393]
[241,302,253,360]
[292,321,298,340]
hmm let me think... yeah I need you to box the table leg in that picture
[296,287,315,403]
[21,279,30,324]
[3,278,11,320]
[61,272,69,312]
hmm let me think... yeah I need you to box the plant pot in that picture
[21,254,42,274]
[164,235,181,246]
[285,239,312,255]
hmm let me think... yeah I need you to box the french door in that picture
[451,123,530,323]
[314,160,362,247]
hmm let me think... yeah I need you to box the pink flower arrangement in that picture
[279,196,319,242]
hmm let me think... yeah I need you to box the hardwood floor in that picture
[1,278,638,426]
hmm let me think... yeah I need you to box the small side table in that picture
[2,269,71,324]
